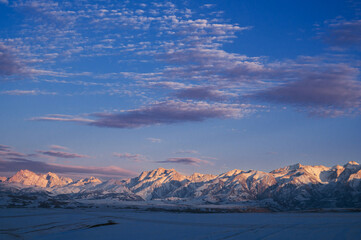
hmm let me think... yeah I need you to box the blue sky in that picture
[0,0,361,178]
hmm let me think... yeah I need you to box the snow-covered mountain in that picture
[7,169,73,188]
[1,161,361,211]
[125,168,217,200]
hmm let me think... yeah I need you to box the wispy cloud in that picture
[322,19,361,50]
[157,157,211,166]
[174,150,199,154]
[0,144,11,151]
[147,138,161,143]
[0,144,27,158]
[37,150,90,159]
[30,114,94,123]
[0,90,56,95]
[0,144,135,177]
[254,59,361,117]
[113,152,146,162]
[0,157,136,178]
[2,0,360,121]
[148,81,188,90]
[32,100,261,128]
[49,145,68,151]
[0,44,28,77]
[201,4,216,9]
[174,86,236,101]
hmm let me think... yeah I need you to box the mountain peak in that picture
[343,161,360,172]
[188,172,217,182]
[45,172,60,180]
[152,167,167,173]
[138,168,177,181]
[153,167,176,173]
[16,169,36,176]
[221,169,243,177]
[289,163,303,170]
[8,169,72,188]
[88,176,99,180]
[190,172,206,178]
[344,161,359,167]
[9,169,38,180]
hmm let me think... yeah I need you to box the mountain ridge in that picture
[1,161,361,211]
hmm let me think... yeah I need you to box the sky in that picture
[0,0,361,178]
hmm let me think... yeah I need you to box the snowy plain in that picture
[1,208,361,240]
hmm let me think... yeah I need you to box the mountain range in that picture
[1,161,361,211]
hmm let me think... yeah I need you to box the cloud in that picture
[158,48,264,84]
[0,44,27,77]
[157,157,211,166]
[147,138,161,143]
[323,19,361,50]
[201,4,215,9]
[174,150,199,154]
[32,100,260,128]
[37,150,90,159]
[0,90,56,95]
[0,0,8,5]
[49,145,68,150]
[3,1,258,98]
[0,145,28,158]
[174,86,236,101]
[87,100,255,128]
[0,144,11,151]
[30,114,94,123]
[0,157,136,178]
[113,152,146,162]
[148,81,188,90]
[0,144,135,177]
[5,0,359,120]
[254,61,361,117]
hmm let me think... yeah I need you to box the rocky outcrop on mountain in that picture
[71,177,102,186]
[1,161,361,210]
[75,179,143,201]
[52,176,103,194]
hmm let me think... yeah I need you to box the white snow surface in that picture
[1,208,361,240]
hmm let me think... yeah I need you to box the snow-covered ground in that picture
[1,208,360,240]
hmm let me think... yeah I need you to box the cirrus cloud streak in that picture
[113,152,147,162]
[37,150,90,159]
[157,157,212,166]
[31,100,262,128]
